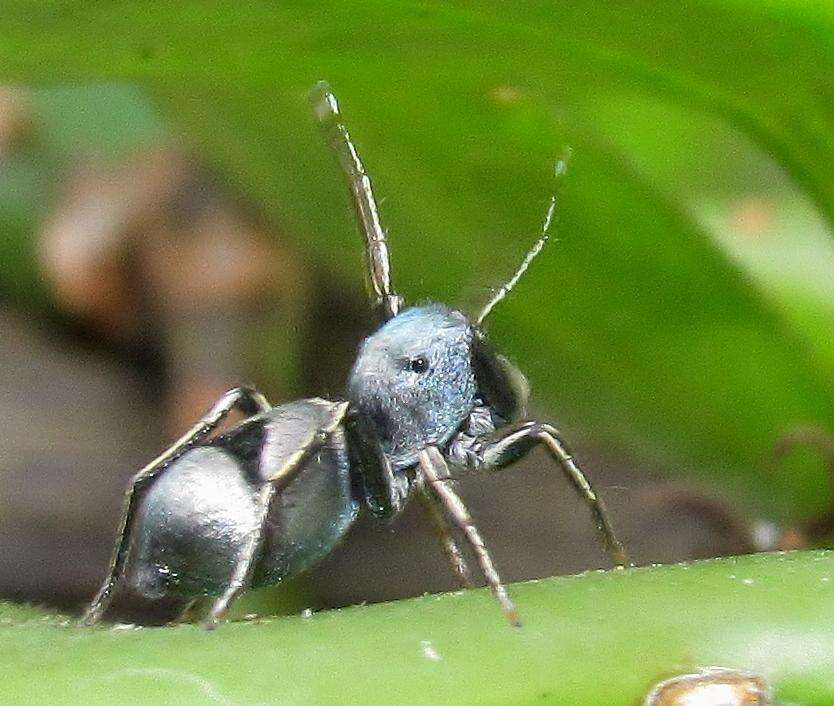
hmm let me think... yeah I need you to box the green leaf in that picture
[4,552,834,705]
[4,2,834,519]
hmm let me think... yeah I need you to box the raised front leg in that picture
[469,421,627,568]
[311,81,403,321]
[81,386,271,626]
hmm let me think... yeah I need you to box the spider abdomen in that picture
[126,401,361,599]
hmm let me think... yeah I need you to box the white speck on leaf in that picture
[421,640,442,662]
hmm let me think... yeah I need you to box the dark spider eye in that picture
[408,357,429,374]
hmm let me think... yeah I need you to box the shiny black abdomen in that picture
[125,399,360,599]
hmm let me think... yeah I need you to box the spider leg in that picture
[472,421,627,568]
[202,483,277,630]
[418,488,475,589]
[418,447,519,627]
[202,404,350,629]
[170,597,201,625]
[81,386,271,626]
[311,81,402,320]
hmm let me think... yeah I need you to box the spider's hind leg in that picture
[81,386,271,626]
[202,400,350,630]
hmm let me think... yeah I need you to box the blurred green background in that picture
[4,1,834,703]
[4,1,834,514]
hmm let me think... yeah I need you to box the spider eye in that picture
[408,357,429,374]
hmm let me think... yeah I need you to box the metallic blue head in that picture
[348,304,477,470]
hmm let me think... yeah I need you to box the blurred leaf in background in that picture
[4,0,834,523]
[5,3,834,704]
